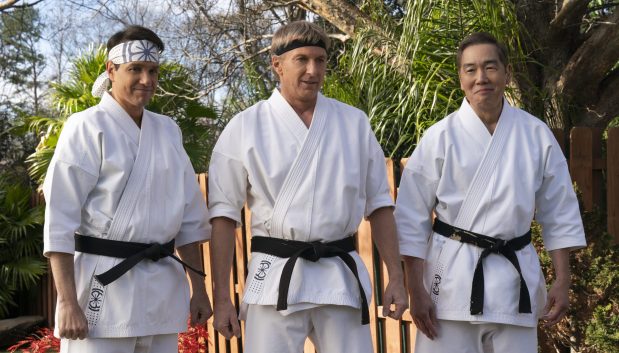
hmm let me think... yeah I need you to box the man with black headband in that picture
[43,25,212,352]
[208,21,407,352]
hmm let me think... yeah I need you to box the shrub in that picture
[534,204,619,353]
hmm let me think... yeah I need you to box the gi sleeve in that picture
[364,130,395,217]
[175,125,212,247]
[208,117,248,225]
[535,132,586,251]
[395,131,442,259]
[43,115,100,256]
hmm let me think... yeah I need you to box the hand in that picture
[409,287,438,340]
[56,300,88,340]
[213,299,241,339]
[189,292,213,325]
[382,278,408,320]
[542,279,570,327]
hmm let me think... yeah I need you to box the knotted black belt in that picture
[251,236,369,325]
[74,234,206,286]
[432,219,532,315]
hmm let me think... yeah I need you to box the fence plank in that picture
[551,129,566,156]
[570,128,595,210]
[381,159,403,353]
[608,128,619,243]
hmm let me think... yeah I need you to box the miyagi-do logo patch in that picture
[85,280,105,326]
[254,260,271,281]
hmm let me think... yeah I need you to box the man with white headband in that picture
[208,21,407,352]
[43,25,212,353]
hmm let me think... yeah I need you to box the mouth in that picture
[476,88,494,94]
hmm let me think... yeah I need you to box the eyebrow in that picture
[463,59,500,68]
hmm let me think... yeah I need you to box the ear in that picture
[271,55,283,78]
[106,61,116,81]
[505,63,513,84]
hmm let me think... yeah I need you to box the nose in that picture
[475,69,489,84]
[306,60,321,75]
[139,71,156,86]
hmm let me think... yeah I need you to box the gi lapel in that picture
[269,92,328,239]
[453,99,514,230]
[431,98,514,306]
[84,109,154,328]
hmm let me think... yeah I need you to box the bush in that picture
[534,204,619,353]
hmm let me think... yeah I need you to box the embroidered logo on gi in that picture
[254,260,271,281]
[88,288,104,312]
[431,274,441,296]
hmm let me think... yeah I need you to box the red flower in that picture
[7,328,60,353]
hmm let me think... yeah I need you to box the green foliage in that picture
[0,172,45,319]
[533,201,619,353]
[0,6,46,112]
[323,0,528,158]
[27,45,219,186]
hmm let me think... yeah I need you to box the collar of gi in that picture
[273,39,327,56]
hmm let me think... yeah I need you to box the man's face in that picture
[107,60,159,111]
[459,43,511,115]
[272,46,327,104]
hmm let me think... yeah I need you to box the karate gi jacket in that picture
[43,92,211,337]
[208,89,393,316]
[395,98,586,327]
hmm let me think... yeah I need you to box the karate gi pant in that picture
[245,304,373,353]
[414,319,537,353]
[60,333,177,353]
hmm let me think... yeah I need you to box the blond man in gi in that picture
[44,25,212,353]
[208,21,408,353]
[395,32,586,353]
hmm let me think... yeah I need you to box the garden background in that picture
[0,0,617,352]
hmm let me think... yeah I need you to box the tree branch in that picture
[0,0,43,11]
[558,8,619,103]
[296,0,386,39]
[588,68,619,127]
[550,0,590,31]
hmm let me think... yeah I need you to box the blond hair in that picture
[270,21,330,56]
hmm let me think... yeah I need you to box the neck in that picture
[110,91,144,127]
[281,91,317,128]
[471,100,503,135]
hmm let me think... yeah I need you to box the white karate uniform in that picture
[43,92,211,340]
[395,98,586,351]
[209,89,393,350]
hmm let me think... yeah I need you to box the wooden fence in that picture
[32,127,618,352]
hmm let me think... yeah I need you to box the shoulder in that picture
[509,105,556,140]
[419,110,456,142]
[324,96,368,120]
[61,104,107,137]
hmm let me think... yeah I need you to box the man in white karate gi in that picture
[208,21,408,353]
[43,25,212,353]
[395,32,587,353]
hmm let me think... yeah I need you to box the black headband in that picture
[273,39,327,56]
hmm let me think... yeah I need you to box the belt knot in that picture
[143,243,166,261]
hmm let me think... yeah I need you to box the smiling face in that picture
[107,60,159,119]
[272,46,327,105]
[459,43,511,119]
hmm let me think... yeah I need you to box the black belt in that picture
[75,234,206,286]
[251,236,369,325]
[432,219,532,315]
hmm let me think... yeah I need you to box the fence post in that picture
[608,128,619,243]
[569,128,603,211]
